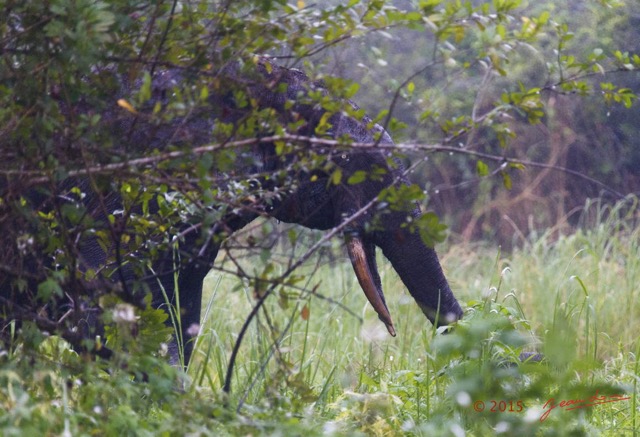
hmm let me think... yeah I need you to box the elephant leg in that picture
[150,232,211,367]
[152,209,259,368]
[169,259,209,367]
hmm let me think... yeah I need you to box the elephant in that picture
[0,59,463,367]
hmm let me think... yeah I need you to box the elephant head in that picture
[244,61,464,336]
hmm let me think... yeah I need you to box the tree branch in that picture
[4,134,628,199]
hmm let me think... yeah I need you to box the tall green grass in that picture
[0,197,637,435]
[446,196,640,361]
[187,196,639,435]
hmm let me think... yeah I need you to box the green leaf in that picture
[405,11,423,21]
[411,212,447,247]
[347,170,367,184]
[501,171,512,190]
[37,278,64,301]
[139,72,152,103]
[330,168,343,185]
[406,81,415,98]
[476,160,489,176]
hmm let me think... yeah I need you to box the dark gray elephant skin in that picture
[0,60,463,366]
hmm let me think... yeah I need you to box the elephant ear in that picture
[345,234,396,336]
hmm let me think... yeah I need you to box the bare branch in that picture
[3,134,627,199]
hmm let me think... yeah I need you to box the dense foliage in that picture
[1,0,638,434]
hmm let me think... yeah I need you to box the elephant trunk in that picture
[374,228,463,327]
